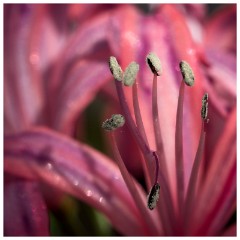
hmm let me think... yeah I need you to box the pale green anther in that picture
[146,52,162,76]
[109,56,123,81]
[201,93,209,120]
[102,114,125,131]
[179,60,195,86]
[123,62,139,86]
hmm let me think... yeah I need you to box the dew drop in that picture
[73,180,79,186]
[86,190,93,197]
[46,163,52,170]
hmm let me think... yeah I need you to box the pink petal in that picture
[4,127,147,235]
[4,178,49,236]
[47,10,118,134]
[4,5,43,133]
[180,4,207,21]
[201,5,236,117]
[204,5,236,53]
[202,50,236,117]
[52,60,110,134]
[221,224,236,236]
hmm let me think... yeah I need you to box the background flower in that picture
[4,4,236,236]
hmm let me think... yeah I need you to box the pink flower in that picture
[4,4,236,236]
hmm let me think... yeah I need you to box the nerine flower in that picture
[4,4,236,236]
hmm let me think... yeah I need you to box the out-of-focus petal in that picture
[221,224,236,236]
[47,10,117,134]
[202,51,236,117]
[48,10,114,92]
[204,5,236,53]
[67,4,116,25]
[52,60,110,134]
[4,127,148,235]
[181,4,207,21]
[4,5,43,133]
[4,178,49,236]
[201,5,236,117]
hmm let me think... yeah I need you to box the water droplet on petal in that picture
[113,175,120,181]
[86,190,92,197]
[46,163,52,170]
[73,180,79,186]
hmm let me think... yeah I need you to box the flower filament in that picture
[102,53,208,235]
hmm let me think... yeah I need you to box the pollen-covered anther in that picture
[179,60,195,86]
[123,61,139,86]
[146,52,162,76]
[109,56,123,81]
[102,114,125,131]
[147,182,160,210]
[201,93,209,121]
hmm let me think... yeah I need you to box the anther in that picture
[123,61,139,86]
[179,60,194,86]
[102,114,125,131]
[147,182,160,210]
[146,52,162,76]
[201,93,209,121]
[109,56,123,81]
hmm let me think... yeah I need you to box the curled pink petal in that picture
[4,127,147,235]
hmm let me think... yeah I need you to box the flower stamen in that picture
[147,53,168,183]
[109,56,123,81]
[123,61,139,86]
[102,114,161,235]
[175,60,194,221]
[102,114,125,131]
[201,93,209,122]
[146,52,162,76]
[184,93,208,232]
[179,60,195,87]
[147,182,160,210]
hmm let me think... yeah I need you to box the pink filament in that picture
[175,80,185,216]
[109,131,161,235]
